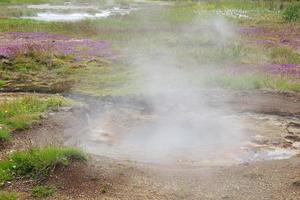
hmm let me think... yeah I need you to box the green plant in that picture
[0,95,70,141]
[0,147,86,185]
[0,128,11,142]
[0,80,6,88]
[283,2,300,22]
[270,47,300,64]
[32,186,56,198]
[0,192,17,200]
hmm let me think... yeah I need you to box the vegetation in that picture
[32,186,56,198]
[0,95,70,142]
[0,0,298,94]
[0,192,17,200]
[283,2,300,21]
[0,147,86,186]
[270,47,300,64]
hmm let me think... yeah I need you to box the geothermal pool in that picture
[19,3,138,21]
[64,97,300,166]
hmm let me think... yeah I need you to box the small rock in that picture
[293,180,300,187]
[285,135,300,142]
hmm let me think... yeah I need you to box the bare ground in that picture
[1,90,300,200]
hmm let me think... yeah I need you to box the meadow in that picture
[0,0,299,199]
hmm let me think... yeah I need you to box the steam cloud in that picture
[68,5,246,166]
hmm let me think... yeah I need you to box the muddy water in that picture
[64,98,300,167]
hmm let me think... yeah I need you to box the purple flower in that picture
[0,32,116,60]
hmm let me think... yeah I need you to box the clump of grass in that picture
[283,2,300,22]
[207,74,300,92]
[0,95,70,142]
[0,147,86,186]
[0,191,17,200]
[0,128,11,142]
[32,186,56,198]
[270,47,300,64]
[0,80,6,88]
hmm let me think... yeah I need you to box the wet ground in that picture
[2,90,300,200]
[59,90,300,167]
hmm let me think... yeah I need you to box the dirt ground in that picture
[1,90,300,200]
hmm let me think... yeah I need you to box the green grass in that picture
[0,147,86,186]
[0,50,78,93]
[0,80,6,88]
[0,1,298,95]
[283,2,300,22]
[0,95,70,141]
[270,47,300,64]
[0,192,17,200]
[207,74,300,92]
[0,129,11,142]
[32,186,56,198]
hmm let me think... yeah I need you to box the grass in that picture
[208,74,300,92]
[0,1,298,95]
[270,47,300,64]
[32,186,56,198]
[0,95,70,142]
[71,62,137,96]
[0,147,86,186]
[0,192,17,200]
[0,129,11,142]
[0,50,77,93]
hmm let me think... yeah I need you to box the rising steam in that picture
[67,5,247,166]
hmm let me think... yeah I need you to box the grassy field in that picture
[0,0,299,198]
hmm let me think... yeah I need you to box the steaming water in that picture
[21,6,137,21]
[58,2,300,166]
[64,100,300,166]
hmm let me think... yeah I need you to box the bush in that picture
[32,186,56,198]
[283,2,300,22]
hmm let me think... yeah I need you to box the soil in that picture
[1,89,300,199]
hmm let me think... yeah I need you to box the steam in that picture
[114,13,244,164]
[68,5,246,166]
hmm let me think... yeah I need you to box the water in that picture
[21,5,137,21]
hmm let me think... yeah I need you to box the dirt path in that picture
[1,90,300,199]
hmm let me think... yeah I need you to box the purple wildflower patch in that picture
[0,32,115,60]
[228,63,300,78]
[239,26,300,50]
[265,63,300,76]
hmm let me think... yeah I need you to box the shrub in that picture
[32,186,56,198]
[283,2,300,22]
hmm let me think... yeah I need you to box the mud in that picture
[61,90,300,167]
